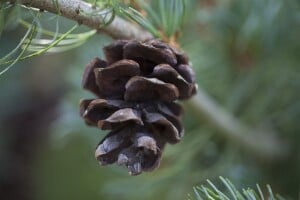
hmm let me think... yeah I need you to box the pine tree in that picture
[0,0,299,199]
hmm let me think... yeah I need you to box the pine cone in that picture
[80,39,197,175]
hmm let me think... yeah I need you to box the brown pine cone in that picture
[80,39,197,175]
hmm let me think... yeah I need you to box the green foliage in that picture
[188,177,284,200]
[117,5,160,37]
[0,16,85,75]
[113,0,186,39]
[19,20,96,54]
[144,0,186,38]
[0,13,37,75]
[0,2,112,75]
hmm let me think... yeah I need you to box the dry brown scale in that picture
[80,39,197,175]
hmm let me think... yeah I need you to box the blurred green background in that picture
[0,0,300,199]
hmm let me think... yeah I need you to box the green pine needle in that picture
[0,21,36,75]
[113,0,186,39]
[0,24,80,67]
[117,6,161,38]
[188,177,284,200]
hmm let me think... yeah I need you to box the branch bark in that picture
[9,0,153,40]
[9,0,289,161]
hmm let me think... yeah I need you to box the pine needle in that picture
[189,177,284,200]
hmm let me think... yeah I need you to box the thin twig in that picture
[9,0,153,40]
[8,0,289,161]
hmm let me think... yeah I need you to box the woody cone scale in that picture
[80,39,197,175]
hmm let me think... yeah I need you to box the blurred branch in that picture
[8,0,289,161]
[186,86,289,161]
[8,0,153,40]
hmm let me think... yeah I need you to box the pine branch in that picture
[188,177,285,200]
[8,0,153,40]
[186,86,289,161]
[7,0,289,161]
